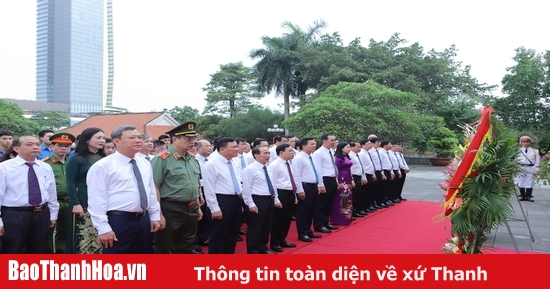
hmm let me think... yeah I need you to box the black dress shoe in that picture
[281,241,296,248]
[400,198,407,201]
[191,249,204,254]
[527,199,534,202]
[270,246,283,252]
[197,240,209,246]
[326,224,339,230]
[239,229,247,235]
[315,227,332,233]
[393,198,402,203]
[291,216,296,221]
[236,235,243,241]
[386,200,395,206]
[358,210,367,215]
[308,232,322,238]
[351,217,357,220]
[260,250,276,254]
[352,212,364,218]
[299,235,312,242]
[368,207,377,212]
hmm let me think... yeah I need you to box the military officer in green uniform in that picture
[42,132,75,253]
[152,121,203,254]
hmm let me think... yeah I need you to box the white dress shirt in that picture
[242,161,280,208]
[268,145,278,165]
[136,152,154,162]
[291,151,324,193]
[244,152,255,166]
[202,155,243,213]
[208,150,220,160]
[269,157,295,191]
[312,146,337,178]
[359,149,375,174]
[0,156,59,227]
[369,147,383,171]
[396,151,410,170]
[349,151,367,181]
[195,153,208,187]
[379,148,394,174]
[389,151,401,172]
[87,152,161,235]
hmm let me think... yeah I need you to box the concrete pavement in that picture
[401,164,550,253]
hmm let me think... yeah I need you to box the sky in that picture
[1,0,549,114]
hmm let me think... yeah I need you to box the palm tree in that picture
[249,20,326,135]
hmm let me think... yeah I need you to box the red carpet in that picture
[202,200,544,254]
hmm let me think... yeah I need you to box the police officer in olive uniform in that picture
[151,121,203,254]
[42,132,75,253]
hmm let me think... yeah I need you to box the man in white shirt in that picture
[194,139,212,250]
[0,135,59,253]
[202,137,242,254]
[368,137,388,208]
[311,133,338,233]
[87,125,161,253]
[136,134,155,161]
[379,140,396,207]
[245,138,268,165]
[392,143,409,202]
[359,139,377,212]
[349,141,367,217]
[292,138,323,242]
[268,135,288,165]
[242,146,281,254]
[517,135,540,202]
[268,143,297,252]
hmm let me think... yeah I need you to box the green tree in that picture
[215,107,284,142]
[195,114,224,140]
[294,32,494,134]
[202,62,262,118]
[493,47,550,133]
[168,105,200,124]
[0,99,41,136]
[285,80,443,152]
[29,110,71,130]
[250,19,326,133]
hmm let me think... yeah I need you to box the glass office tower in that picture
[36,0,113,113]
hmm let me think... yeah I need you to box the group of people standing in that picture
[1,121,415,254]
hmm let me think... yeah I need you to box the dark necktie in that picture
[145,156,151,161]
[130,159,148,211]
[367,151,375,169]
[263,166,275,195]
[227,161,240,195]
[525,148,528,154]
[357,154,365,175]
[375,149,383,170]
[397,153,404,166]
[204,157,208,162]
[329,150,338,178]
[309,156,320,184]
[26,162,42,206]
[286,161,297,192]
[387,151,395,170]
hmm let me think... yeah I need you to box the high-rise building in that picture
[36,0,114,114]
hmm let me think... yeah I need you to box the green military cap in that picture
[49,132,76,144]
[166,121,198,137]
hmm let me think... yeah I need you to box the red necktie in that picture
[286,161,297,192]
